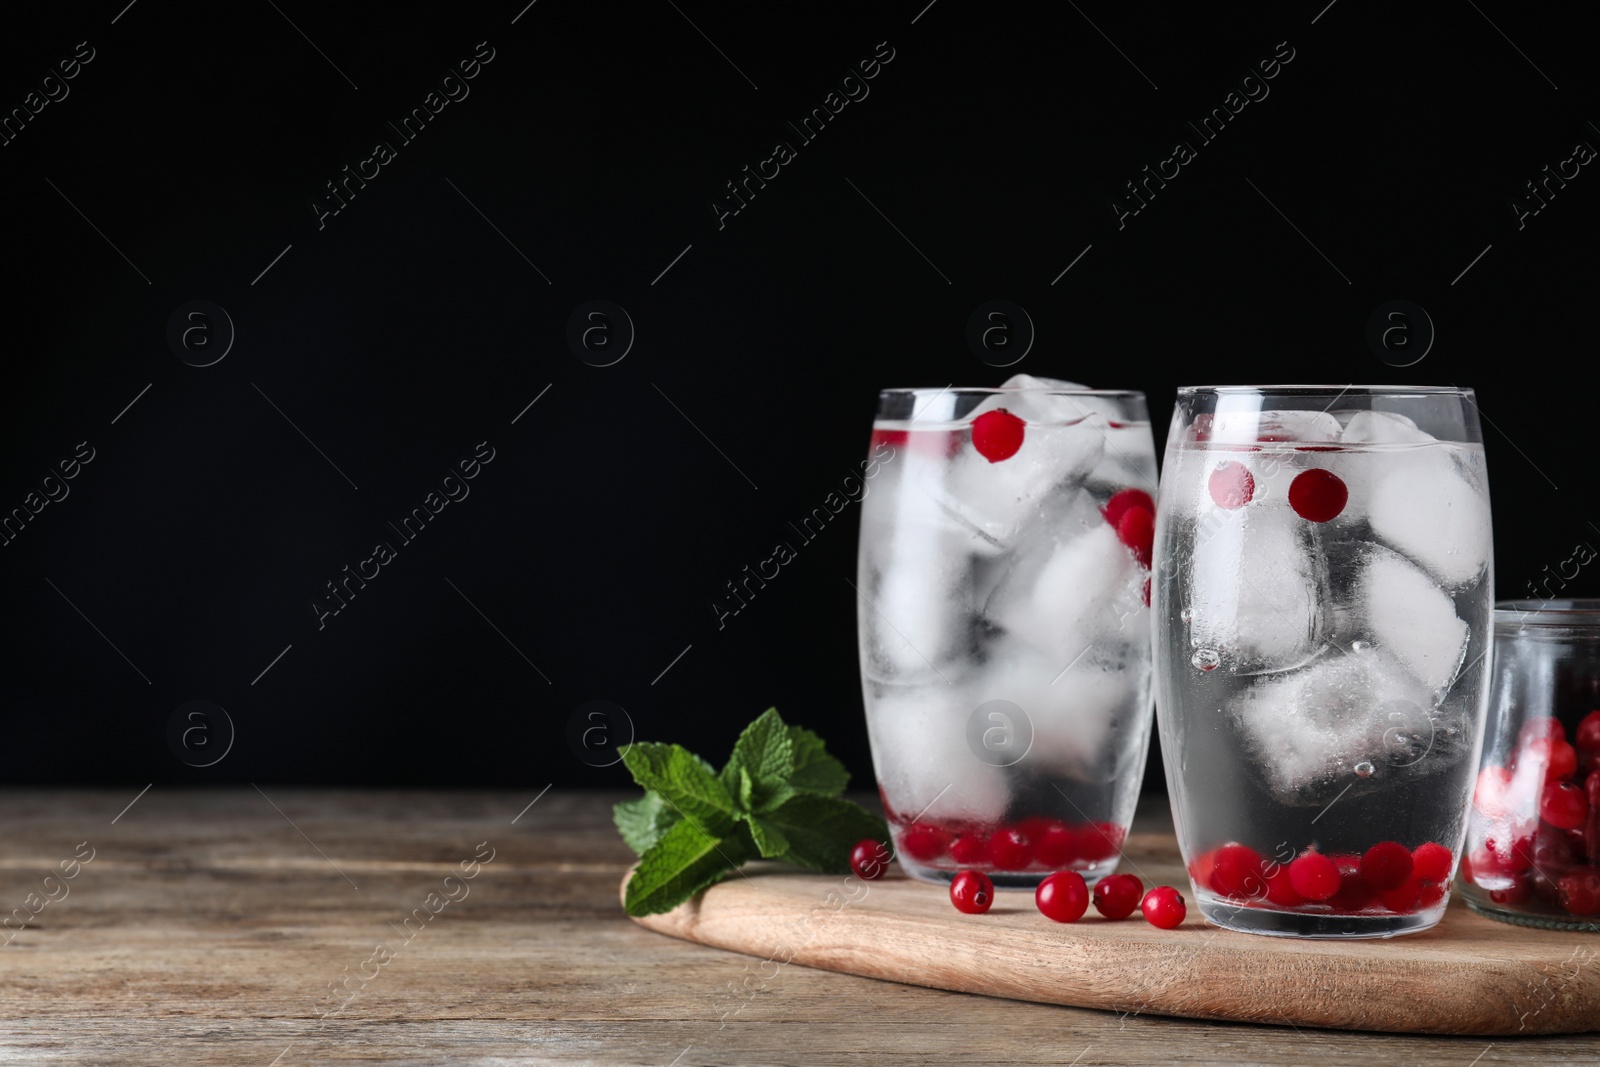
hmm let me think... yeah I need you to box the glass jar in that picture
[1459,599,1600,930]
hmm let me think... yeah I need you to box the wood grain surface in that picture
[0,788,1595,1065]
[630,829,1600,1036]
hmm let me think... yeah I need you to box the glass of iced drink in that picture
[857,375,1157,889]
[1154,386,1494,937]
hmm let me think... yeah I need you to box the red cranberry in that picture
[950,870,994,914]
[1288,851,1341,902]
[1102,488,1154,528]
[1489,875,1530,905]
[1541,781,1589,831]
[949,834,988,865]
[1416,880,1448,908]
[1557,868,1600,916]
[972,409,1025,462]
[1576,711,1600,753]
[1490,830,1536,875]
[1288,468,1348,522]
[1263,866,1304,907]
[1519,716,1568,748]
[1360,841,1415,891]
[1116,507,1155,569]
[1031,821,1079,868]
[1036,871,1090,923]
[1328,855,1376,913]
[987,826,1035,870]
[1377,878,1422,914]
[1587,772,1600,858]
[1209,844,1266,899]
[1410,842,1453,884]
[1078,823,1126,863]
[1141,885,1186,929]
[1208,460,1255,509]
[850,839,891,881]
[898,823,949,863]
[1092,873,1143,919]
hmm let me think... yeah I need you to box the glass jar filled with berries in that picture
[1460,600,1600,930]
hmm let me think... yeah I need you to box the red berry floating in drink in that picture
[1141,885,1186,929]
[1035,871,1090,923]
[850,839,891,881]
[1116,506,1155,569]
[1207,460,1255,509]
[950,870,994,915]
[1288,468,1348,522]
[971,409,1026,463]
[1102,488,1154,528]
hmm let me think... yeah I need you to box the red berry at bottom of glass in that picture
[1142,885,1186,929]
[1410,842,1454,884]
[898,824,947,863]
[950,870,994,915]
[1557,869,1600,917]
[949,834,987,865]
[1036,871,1090,923]
[1360,841,1415,891]
[1288,851,1341,902]
[1093,873,1144,920]
[850,839,891,881]
[1541,781,1589,831]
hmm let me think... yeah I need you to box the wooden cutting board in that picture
[626,832,1600,1036]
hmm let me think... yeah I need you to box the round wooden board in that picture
[626,835,1600,1036]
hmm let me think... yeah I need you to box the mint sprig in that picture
[615,707,888,916]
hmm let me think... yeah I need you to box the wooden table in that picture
[2,788,1595,1065]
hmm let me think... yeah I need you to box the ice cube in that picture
[1357,548,1469,695]
[1364,443,1491,588]
[1187,504,1326,673]
[858,465,974,683]
[1201,408,1343,446]
[979,637,1133,779]
[865,683,1009,824]
[988,518,1140,665]
[924,411,1106,550]
[1227,648,1434,802]
[1339,410,1432,446]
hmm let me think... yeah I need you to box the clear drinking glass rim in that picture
[879,386,1145,398]
[1495,599,1600,624]
[1177,384,1475,397]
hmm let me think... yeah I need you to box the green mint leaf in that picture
[737,766,756,811]
[613,792,680,856]
[750,782,796,814]
[620,742,737,836]
[786,723,851,796]
[746,815,790,858]
[721,707,794,799]
[762,793,889,873]
[624,818,756,917]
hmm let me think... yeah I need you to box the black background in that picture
[2,1,1595,793]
